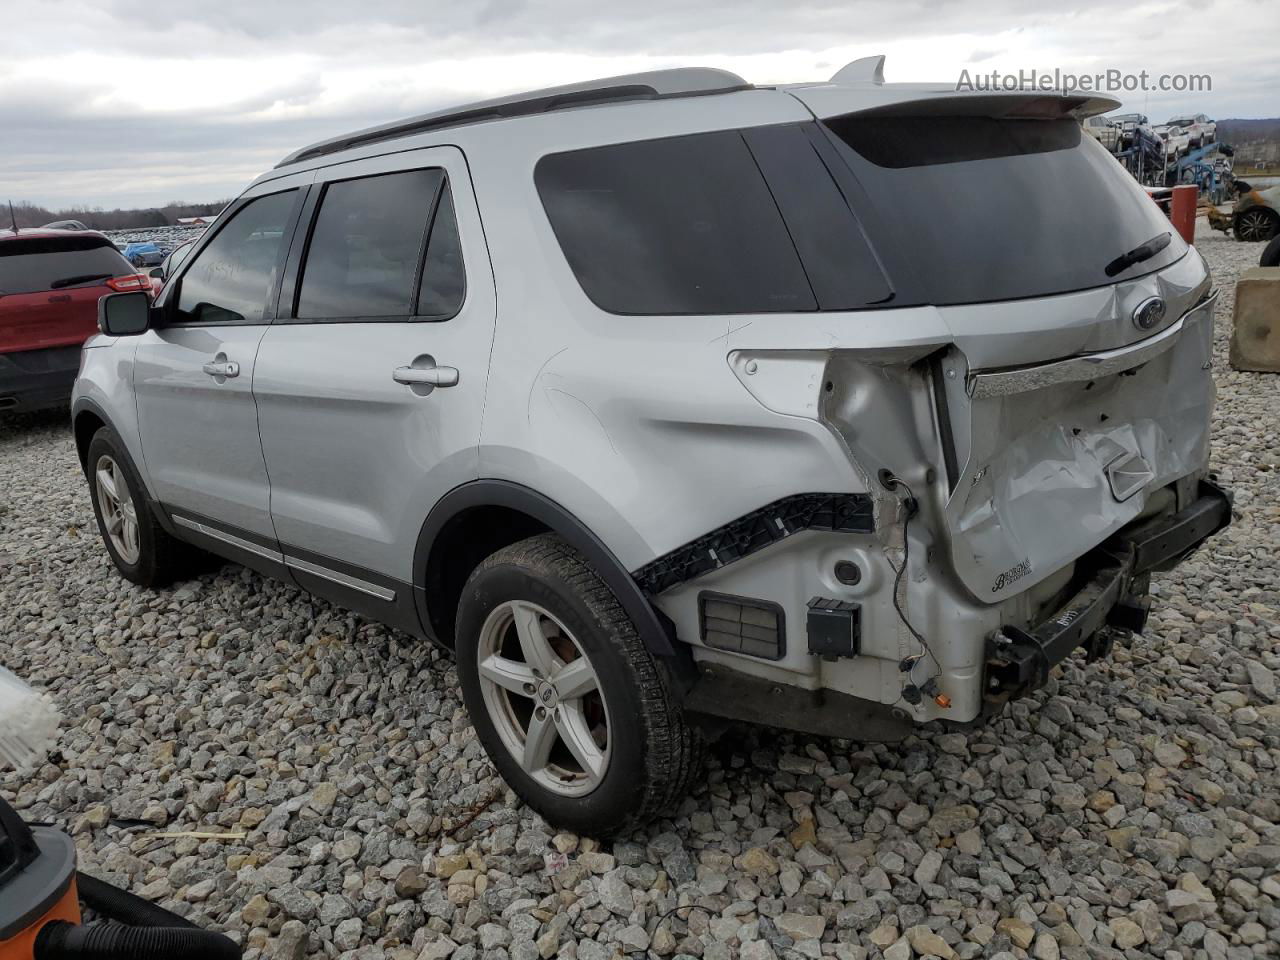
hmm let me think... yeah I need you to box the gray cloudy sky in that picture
[3,0,1277,209]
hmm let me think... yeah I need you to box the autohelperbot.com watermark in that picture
[956,68,1212,95]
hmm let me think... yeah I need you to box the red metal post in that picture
[1171,184,1197,245]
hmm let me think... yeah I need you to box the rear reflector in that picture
[105,274,150,292]
[699,592,785,660]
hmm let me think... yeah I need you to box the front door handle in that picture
[202,353,240,382]
[392,366,459,387]
[392,355,459,396]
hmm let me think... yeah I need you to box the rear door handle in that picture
[393,356,459,396]
[202,353,240,381]
[393,366,459,387]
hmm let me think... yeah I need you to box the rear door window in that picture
[176,190,298,325]
[0,236,132,295]
[536,131,819,315]
[296,169,442,320]
[416,185,466,318]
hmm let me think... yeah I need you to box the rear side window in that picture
[177,190,297,324]
[536,132,817,315]
[297,169,442,320]
[0,236,132,295]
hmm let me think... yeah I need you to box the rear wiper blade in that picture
[49,273,114,289]
[1104,232,1172,278]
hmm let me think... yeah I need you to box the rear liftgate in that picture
[932,294,1232,704]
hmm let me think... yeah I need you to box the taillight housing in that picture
[105,274,151,293]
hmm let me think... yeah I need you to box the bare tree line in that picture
[7,199,230,231]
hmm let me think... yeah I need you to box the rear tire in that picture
[86,427,195,588]
[455,534,702,836]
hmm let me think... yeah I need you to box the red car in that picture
[0,230,151,413]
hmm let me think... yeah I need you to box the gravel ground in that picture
[2,222,1277,960]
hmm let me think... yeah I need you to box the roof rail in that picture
[277,67,752,167]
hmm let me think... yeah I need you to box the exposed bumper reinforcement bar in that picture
[985,478,1232,704]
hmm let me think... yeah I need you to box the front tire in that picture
[455,534,701,836]
[86,427,193,587]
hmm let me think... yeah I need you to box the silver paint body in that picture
[74,73,1217,726]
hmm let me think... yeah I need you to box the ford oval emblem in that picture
[1133,297,1166,331]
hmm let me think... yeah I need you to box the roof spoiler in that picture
[820,55,1119,119]
[851,91,1122,121]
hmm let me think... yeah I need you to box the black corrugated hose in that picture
[74,872,198,929]
[33,872,240,960]
[35,919,240,960]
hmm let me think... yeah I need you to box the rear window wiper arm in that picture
[1104,232,1171,278]
[49,273,114,289]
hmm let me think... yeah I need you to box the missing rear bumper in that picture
[984,478,1231,705]
[685,663,913,742]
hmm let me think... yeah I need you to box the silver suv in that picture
[75,58,1231,835]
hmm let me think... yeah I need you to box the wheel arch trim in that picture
[71,396,114,471]
[72,397,175,535]
[413,479,677,657]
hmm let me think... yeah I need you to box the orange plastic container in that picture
[0,817,81,960]
[0,874,80,960]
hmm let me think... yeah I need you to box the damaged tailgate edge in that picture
[968,289,1219,399]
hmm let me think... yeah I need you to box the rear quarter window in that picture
[535,131,819,316]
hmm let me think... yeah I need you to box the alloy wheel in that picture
[1238,210,1277,242]
[476,600,611,797]
[95,454,140,564]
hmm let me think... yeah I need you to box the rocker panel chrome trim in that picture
[172,515,283,563]
[170,514,397,602]
[283,555,397,602]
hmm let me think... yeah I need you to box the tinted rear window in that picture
[536,131,817,315]
[297,169,441,319]
[822,115,1185,304]
[0,236,132,295]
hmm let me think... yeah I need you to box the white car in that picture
[1167,114,1215,147]
[1154,124,1191,157]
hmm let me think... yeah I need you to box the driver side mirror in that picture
[98,291,152,336]
[148,266,164,279]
